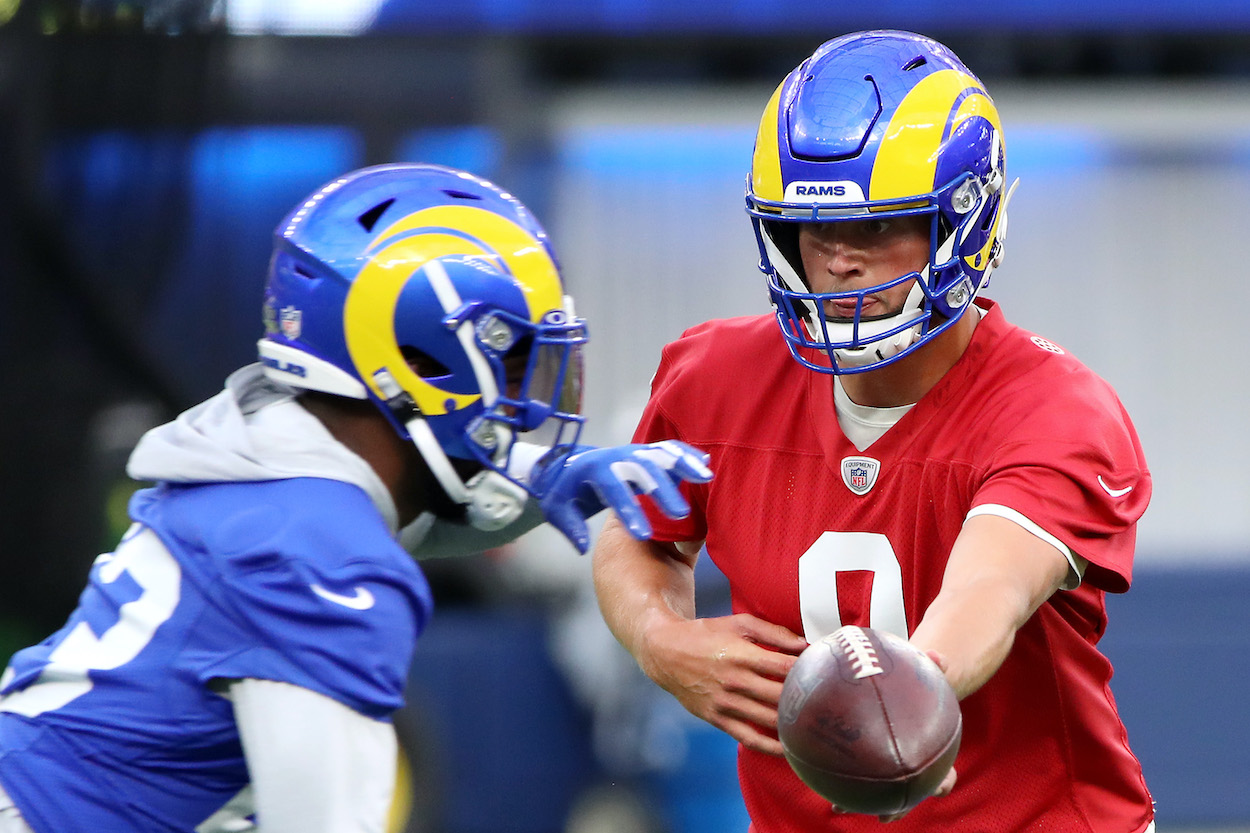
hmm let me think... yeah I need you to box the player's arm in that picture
[404,440,713,559]
[226,677,397,833]
[908,513,1072,700]
[592,516,808,756]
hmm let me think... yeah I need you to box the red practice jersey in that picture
[634,300,1153,833]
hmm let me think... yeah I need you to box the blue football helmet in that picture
[746,30,1018,374]
[259,163,587,530]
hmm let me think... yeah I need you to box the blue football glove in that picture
[532,440,713,554]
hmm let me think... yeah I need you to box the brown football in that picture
[777,625,961,816]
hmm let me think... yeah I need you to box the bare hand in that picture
[639,613,807,756]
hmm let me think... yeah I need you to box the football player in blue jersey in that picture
[0,163,712,833]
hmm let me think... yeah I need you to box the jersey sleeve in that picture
[629,334,713,545]
[159,480,432,719]
[206,547,425,718]
[971,381,1150,594]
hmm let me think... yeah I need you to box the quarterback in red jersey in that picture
[591,30,1154,833]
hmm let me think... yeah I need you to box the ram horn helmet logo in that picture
[841,456,881,496]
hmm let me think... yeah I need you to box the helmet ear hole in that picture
[401,345,452,381]
[503,334,533,361]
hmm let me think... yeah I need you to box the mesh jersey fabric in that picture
[633,299,1153,833]
[0,479,431,833]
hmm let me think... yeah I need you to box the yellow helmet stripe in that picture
[373,205,562,323]
[343,204,563,417]
[951,93,1005,271]
[344,232,484,415]
[951,90,1002,136]
[750,80,787,204]
[869,69,992,202]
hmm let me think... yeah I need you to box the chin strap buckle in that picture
[463,470,527,531]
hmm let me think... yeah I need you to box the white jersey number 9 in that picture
[797,530,907,643]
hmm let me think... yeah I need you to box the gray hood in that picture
[126,363,399,533]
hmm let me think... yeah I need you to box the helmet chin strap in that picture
[824,282,928,369]
[761,223,929,366]
[403,414,526,532]
[399,256,527,531]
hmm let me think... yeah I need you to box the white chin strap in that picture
[761,226,927,370]
[402,256,527,531]
[992,177,1021,270]
[405,415,527,531]
[819,282,928,369]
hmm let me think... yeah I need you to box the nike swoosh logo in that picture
[1098,475,1134,498]
[310,584,376,610]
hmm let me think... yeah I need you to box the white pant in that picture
[0,783,34,833]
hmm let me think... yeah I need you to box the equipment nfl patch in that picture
[841,456,880,496]
[280,305,303,339]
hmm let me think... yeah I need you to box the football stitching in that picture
[834,626,885,679]
[874,678,906,776]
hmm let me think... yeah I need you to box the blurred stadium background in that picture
[2,1,1249,831]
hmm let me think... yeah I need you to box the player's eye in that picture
[866,219,893,235]
[402,346,451,380]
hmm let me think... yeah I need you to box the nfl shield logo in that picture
[279,306,302,339]
[841,456,881,496]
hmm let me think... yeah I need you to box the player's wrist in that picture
[634,609,692,684]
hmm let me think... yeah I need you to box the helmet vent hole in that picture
[442,189,484,201]
[902,55,927,71]
[357,198,395,232]
[293,266,317,280]
[401,345,452,380]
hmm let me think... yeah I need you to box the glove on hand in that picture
[533,441,713,554]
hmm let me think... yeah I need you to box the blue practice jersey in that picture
[0,478,433,833]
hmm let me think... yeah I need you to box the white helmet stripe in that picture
[405,413,470,504]
[422,259,500,407]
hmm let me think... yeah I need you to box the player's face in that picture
[797,216,929,321]
[500,340,531,416]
